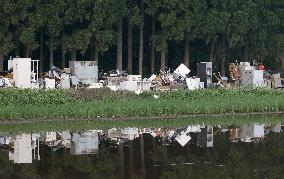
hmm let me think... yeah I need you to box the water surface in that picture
[0,123,283,178]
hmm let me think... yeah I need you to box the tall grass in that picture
[0,88,283,119]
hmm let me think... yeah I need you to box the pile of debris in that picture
[1,57,283,92]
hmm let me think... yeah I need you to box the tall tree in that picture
[0,2,14,71]
[146,0,161,73]
[138,0,145,76]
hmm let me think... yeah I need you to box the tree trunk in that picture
[160,43,166,72]
[151,15,156,74]
[281,57,284,70]
[129,140,133,179]
[25,45,30,58]
[91,37,94,60]
[119,142,124,179]
[40,28,44,72]
[139,0,144,76]
[165,45,168,68]
[117,16,123,71]
[49,48,54,67]
[243,40,249,61]
[62,47,66,69]
[94,40,99,63]
[127,1,133,74]
[0,51,3,71]
[184,33,190,67]
[15,32,20,57]
[220,38,226,76]
[71,48,76,61]
[140,134,145,177]
[209,38,216,62]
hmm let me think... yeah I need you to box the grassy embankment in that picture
[0,88,283,120]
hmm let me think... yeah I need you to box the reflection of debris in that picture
[9,134,33,164]
[174,125,202,147]
[121,128,139,141]
[70,131,99,155]
[197,126,213,148]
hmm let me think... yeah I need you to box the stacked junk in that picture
[0,57,283,92]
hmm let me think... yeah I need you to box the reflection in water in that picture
[0,124,283,178]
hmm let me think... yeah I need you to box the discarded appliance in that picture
[70,76,79,87]
[88,82,103,89]
[69,61,98,85]
[241,70,264,87]
[119,81,151,92]
[186,77,201,90]
[44,78,56,89]
[197,126,213,148]
[174,63,191,78]
[127,75,142,81]
[107,85,119,91]
[272,73,282,88]
[197,62,212,88]
[60,73,70,89]
[70,131,99,155]
[13,58,39,89]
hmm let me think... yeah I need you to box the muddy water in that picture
[0,123,283,178]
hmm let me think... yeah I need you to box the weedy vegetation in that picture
[0,88,283,120]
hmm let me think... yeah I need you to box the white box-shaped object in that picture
[45,78,55,89]
[174,63,191,78]
[88,83,103,89]
[70,131,99,155]
[127,75,142,81]
[175,132,191,147]
[69,61,98,85]
[241,70,264,87]
[60,73,70,89]
[186,78,200,90]
[121,128,139,140]
[13,58,31,88]
[120,81,151,92]
[9,134,32,164]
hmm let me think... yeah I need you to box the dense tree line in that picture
[0,0,284,76]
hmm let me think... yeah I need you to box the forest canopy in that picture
[0,0,284,76]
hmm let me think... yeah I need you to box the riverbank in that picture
[0,114,283,133]
[0,88,283,120]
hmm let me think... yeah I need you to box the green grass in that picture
[0,88,283,119]
[0,114,283,133]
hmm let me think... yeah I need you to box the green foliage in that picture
[0,89,74,105]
